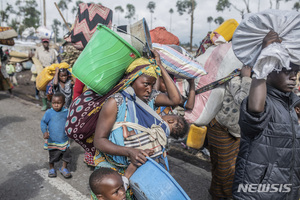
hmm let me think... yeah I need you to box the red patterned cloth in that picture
[84,151,95,166]
[195,32,213,58]
[65,3,113,50]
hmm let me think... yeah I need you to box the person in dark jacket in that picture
[232,31,300,199]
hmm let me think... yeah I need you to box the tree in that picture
[214,16,224,25]
[176,0,197,51]
[58,0,72,33]
[147,1,156,29]
[125,4,135,24]
[293,1,300,11]
[207,16,213,30]
[115,6,124,25]
[216,0,250,18]
[0,3,15,26]
[169,8,174,32]
[8,19,19,34]
[17,0,40,29]
[72,0,84,15]
[52,19,61,43]
[273,0,292,9]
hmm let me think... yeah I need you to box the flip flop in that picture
[59,168,72,178]
[48,168,57,178]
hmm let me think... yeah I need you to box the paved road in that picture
[0,92,212,200]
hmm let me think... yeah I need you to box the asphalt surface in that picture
[0,84,212,199]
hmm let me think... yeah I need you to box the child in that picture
[156,76,195,116]
[6,62,18,86]
[232,31,300,199]
[40,92,71,178]
[89,164,137,200]
[53,67,73,108]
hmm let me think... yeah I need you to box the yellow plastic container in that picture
[36,62,69,91]
[186,124,207,149]
[210,19,239,42]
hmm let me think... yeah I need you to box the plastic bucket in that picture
[72,24,141,95]
[130,157,191,200]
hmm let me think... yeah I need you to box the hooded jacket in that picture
[232,85,300,200]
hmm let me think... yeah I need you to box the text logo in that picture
[237,184,292,193]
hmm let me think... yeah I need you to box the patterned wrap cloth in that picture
[64,3,113,50]
[195,32,213,58]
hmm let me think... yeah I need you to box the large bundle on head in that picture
[150,27,179,45]
[232,9,300,79]
[177,42,243,126]
[152,43,206,79]
[36,63,69,91]
[64,3,113,50]
[36,26,54,40]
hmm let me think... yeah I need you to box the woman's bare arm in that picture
[94,98,151,166]
[153,50,182,107]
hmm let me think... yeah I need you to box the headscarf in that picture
[120,57,161,90]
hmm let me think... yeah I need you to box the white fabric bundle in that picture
[232,9,300,79]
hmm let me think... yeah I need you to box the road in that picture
[0,91,212,200]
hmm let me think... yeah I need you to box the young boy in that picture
[89,164,137,200]
[232,31,300,199]
[40,92,72,178]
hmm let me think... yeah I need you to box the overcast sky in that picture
[4,0,298,44]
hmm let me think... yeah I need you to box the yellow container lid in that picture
[210,19,239,42]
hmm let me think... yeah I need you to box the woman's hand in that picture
[55,67,59,73]
[128,148,154,167]
[151,49,162,66]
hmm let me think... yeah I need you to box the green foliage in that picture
[52,19,62,40]
[176,0,197,15]
[207,16,213,23]
[8,19,19,33]
[115,6,124,13]
[214,16,224,25]
[72,0,84,14]
[0,3,15,25]
[125,4,135,21]
[58,0,72,11]
[147,1,156,13]
[18,0,41,28]
[293,2,300,11]
[216,0,231,12]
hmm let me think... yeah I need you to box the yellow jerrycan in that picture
[186,124,207,149]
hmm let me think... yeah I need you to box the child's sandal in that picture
[48,169,57,178]
[59,168,71,178]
